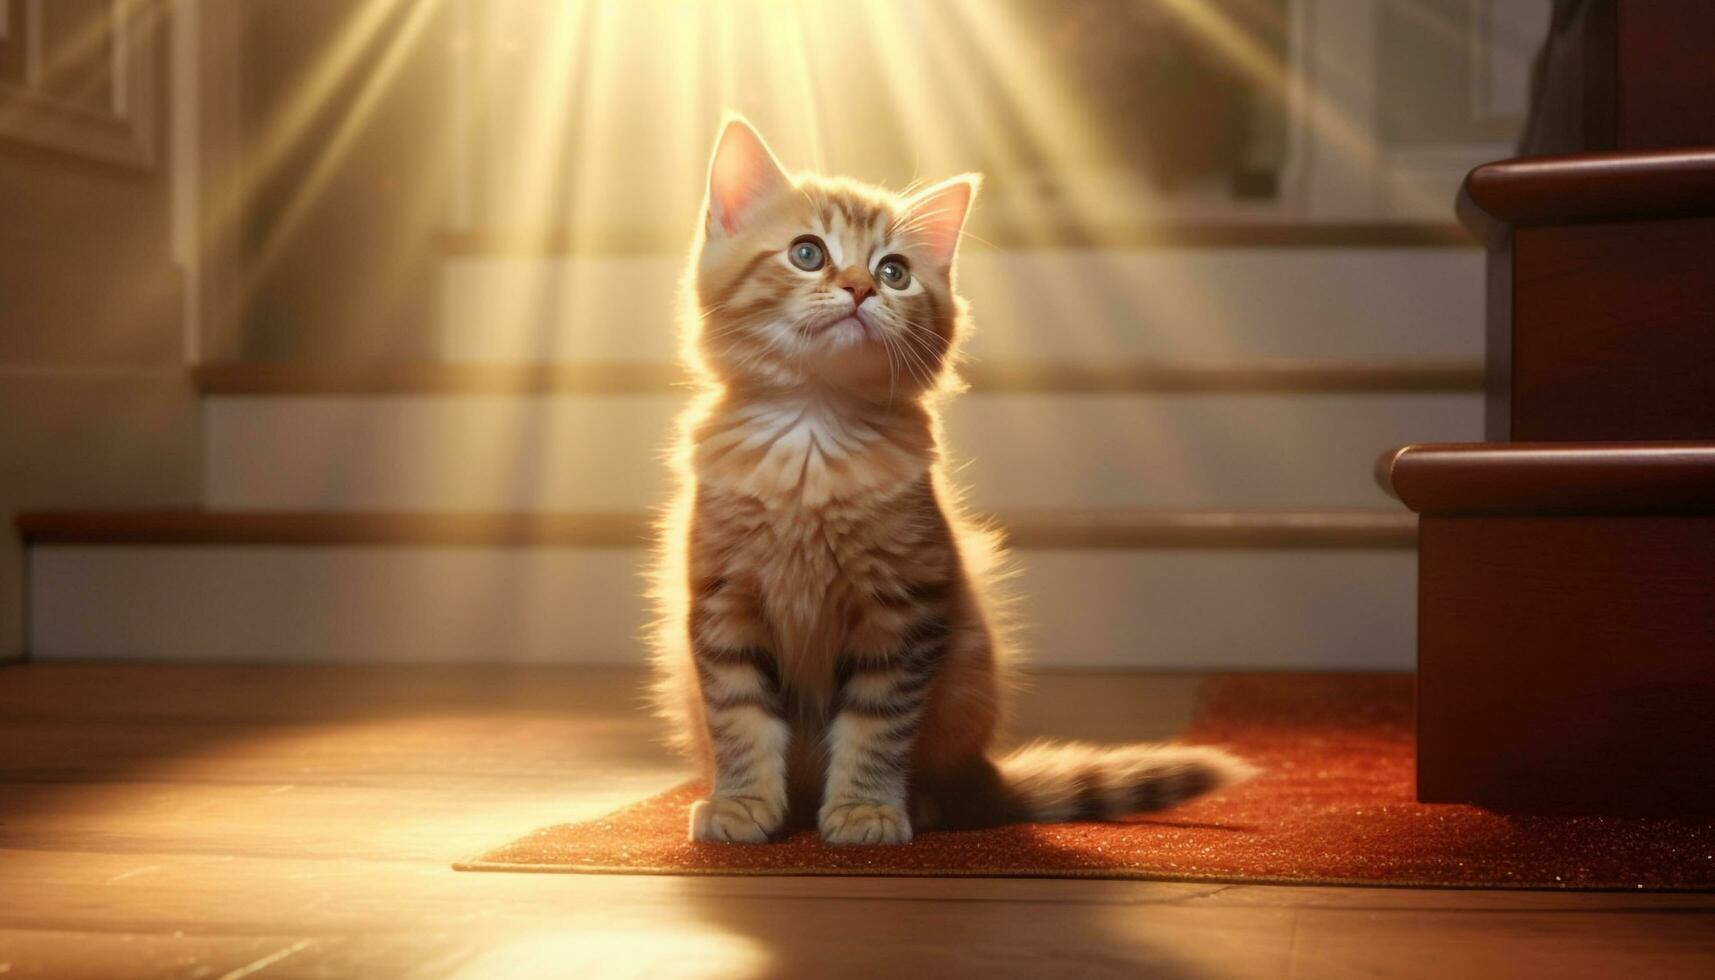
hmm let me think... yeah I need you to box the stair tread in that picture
[1389,441,1715,514]
[438,223,1477,257]
[193,360,1484,396]
[16,508,1416,549]
[1462,147,1715,228]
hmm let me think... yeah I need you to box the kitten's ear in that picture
[903,174,980,269]
[706,116,791,237]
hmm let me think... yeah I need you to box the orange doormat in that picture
[456,674,1715,890]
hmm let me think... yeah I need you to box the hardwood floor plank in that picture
[1289,907,1715,980]
[0,663,1711,978]
[0,930,324,980]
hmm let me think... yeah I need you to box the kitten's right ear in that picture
[706,116,791,237]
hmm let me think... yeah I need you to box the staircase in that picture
[13,5,1511,671]
[1391,0,1715,814]
[18,337,1480,668]
[15,240,1489,668]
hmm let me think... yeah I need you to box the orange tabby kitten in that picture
[652,117,1254,845]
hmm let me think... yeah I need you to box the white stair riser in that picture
[28,545,1414,670]
[439,249,1485,363]
[205,392,1482,511]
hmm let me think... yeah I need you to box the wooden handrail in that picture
[1462,148,1715,228]
[1389,441,1715,514]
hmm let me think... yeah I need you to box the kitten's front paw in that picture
[819,800,913,845]
[688,796,781,844]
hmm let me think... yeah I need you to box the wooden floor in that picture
[1,665,1711,979]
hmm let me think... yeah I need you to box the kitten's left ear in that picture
[903,174,980,269]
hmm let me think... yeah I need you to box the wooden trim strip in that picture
[963,361,1483,395]
[193,361,1486,397]
[998,510,1415,550]
[438,223,1478,257]
[192,362,691,396]
[15,511,658,548]
[16,509,1417,550]
[1388,441,1715,515]
[1463,149,1715,226]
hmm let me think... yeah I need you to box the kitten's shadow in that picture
[661,813,1260,979]
[664,865,1242,980]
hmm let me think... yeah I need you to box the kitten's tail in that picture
[992,740,1257,824]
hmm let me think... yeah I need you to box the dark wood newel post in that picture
[1390,0,1715,815]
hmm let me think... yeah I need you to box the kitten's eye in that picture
[787,235,826,272]
[876,255,911,290]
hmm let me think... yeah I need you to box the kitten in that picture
[652,117,1254,845]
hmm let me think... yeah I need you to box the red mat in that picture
[456,675,1715,890]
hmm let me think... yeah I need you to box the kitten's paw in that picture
[688,796,780,844]
[819,800,913,846]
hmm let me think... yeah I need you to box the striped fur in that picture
[996,742,1260,824]
[651,117,1255,845]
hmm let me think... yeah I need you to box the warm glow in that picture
[449,925,768,979]
[151,0,1506,513]
[225,0,1345,251]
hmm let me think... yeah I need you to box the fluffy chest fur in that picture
[686,392,951,704]
[690,393,934,508]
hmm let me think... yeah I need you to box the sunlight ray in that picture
[241,0,441,293]
[242,0,411,197]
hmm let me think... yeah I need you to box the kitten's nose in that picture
[842,284,872,306]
